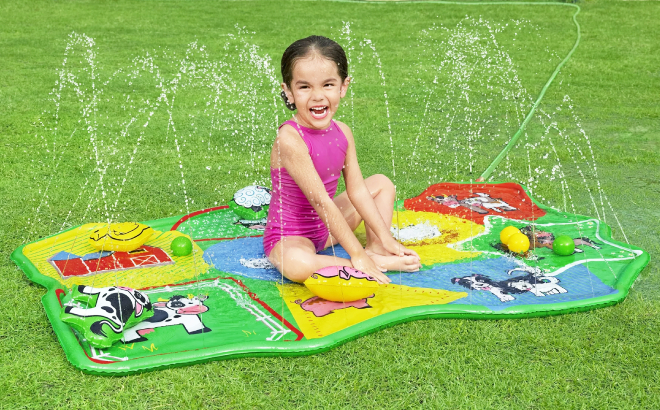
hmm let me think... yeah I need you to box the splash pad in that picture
[12,182,649,374]
[13,6,650,374]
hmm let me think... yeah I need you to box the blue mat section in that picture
[203,236,350,282]
[388,258,618,310]
[203,237,617,310]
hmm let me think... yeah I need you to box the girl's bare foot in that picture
[365,243,391,257]
[365,250,421,272]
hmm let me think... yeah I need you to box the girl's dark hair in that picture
[280,35,348,111]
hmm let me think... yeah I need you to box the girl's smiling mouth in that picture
[310,105,328,119]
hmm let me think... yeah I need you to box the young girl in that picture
[263,35,421,284]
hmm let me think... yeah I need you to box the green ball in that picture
[171,236,193,256]
[553,235,575,256]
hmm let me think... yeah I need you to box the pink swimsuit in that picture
[263,120,348,256]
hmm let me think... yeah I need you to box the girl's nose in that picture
[311,88,324,101]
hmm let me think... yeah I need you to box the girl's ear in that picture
[281,83,294,104]
[281,83,297,111]
[339,77,351,98]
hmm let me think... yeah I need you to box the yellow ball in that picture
[507,233,530,254]
[500,226,521,245]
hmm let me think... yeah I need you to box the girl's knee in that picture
[280,253,317,283]
[368,174,395,195]
[282,268,313,283]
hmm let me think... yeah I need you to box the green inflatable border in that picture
[10,182,650,375]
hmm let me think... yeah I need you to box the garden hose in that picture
[310,0,582,180]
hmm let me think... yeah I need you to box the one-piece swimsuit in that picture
[263,119,348,257]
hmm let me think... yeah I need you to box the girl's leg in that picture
[329,174,420,272]
[267,236,353,283]
[331,174,394,252]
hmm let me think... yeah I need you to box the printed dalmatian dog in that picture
[122,294,211,343]
[451,269,567,302]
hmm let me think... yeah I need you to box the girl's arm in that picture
[273,124,390,283]
[337,121,419,259]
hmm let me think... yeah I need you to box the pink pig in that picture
[295,295,374,317]
[313,265,376,281]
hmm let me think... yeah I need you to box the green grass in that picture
[1,0,659,408]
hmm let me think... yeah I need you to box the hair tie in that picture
[280,90,296,111]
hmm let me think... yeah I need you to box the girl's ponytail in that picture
[280,90,296,111]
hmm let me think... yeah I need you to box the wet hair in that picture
[280,35,348,111]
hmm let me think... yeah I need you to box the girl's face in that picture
[282,54,350,130]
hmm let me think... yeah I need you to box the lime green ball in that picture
[553,235,575,256]
[171,236,193,256]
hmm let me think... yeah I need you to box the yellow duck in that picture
[89,222,154,252]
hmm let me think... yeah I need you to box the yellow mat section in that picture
[279,283,467,339]
[23,223,208,289]
[354,210,483,266]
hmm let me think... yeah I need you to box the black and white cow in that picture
[122,294,211,343]
[62,285,153,338]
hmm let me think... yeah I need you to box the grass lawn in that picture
[1,0,659,408]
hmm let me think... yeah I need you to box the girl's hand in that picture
[351,253,391,285]
[382,237,421,261]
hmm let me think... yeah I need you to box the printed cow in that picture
[123,294,211,343]
[427,192,517,215]
[463,192,518,213]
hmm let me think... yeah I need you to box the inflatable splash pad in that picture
[12,182,649,375]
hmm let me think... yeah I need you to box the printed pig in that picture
[294,295,374,317]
